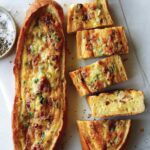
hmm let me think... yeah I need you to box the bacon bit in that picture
[34,124,42,129]
[27,45,32,53]
[81,69,89,78]
[51,55,59,61]
[32,144,43,150]
[32,55,40,66]
[91,35,97,43]
[102,38,107,44]
[76,4,83,12]
[96,81,104,89]
[105,101,110,105]
[86,43,93,51]
[38,77,51,93]
[26,101,30,109]
[109,30,116,41]
[42,14,53,25]
[82,14,88,21]
[46,115,54,123]
[26,135,32,148]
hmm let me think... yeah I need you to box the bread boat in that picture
[12,0,66,149]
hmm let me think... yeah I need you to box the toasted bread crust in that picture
[12,0,66,149]
[77,120,131,150]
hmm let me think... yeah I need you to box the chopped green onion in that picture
[34,78,39,83]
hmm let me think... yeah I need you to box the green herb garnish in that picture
[28,112,34,118]
[34,78,39,83]
[54,101,60,109]
[23,80,26,85]
[51,31,60,42]
[41,132,45,139]
[39,95,46,104]
[24,61,30,67]
[23,122,29,128]
[109,63,116,74]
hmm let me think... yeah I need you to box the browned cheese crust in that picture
[12,0,66,149]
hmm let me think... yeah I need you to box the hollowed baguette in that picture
[87,90,145,118]
[77,120,131,150]
[12,0,66,149]
[69,55,128,96]
[77,26,128,59]
[67,0,114,33]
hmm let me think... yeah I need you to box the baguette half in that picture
[77,26,128,59]
[69,55,127,96]
[12,0,66,149]
[67,0,114,33]
[87,90,145,118]
[77,120,131,150]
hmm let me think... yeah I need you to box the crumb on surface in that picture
[64,3,67,7]
[88,114,91,118]
[140,128,144,132]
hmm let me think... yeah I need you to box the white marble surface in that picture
[0,0,150,149]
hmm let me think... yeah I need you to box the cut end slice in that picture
[87,90,145,118]
[77,120,131,150]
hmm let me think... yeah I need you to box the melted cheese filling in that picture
[88,90,144,117]
[18,6,65,150]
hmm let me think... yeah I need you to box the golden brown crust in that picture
[12,0,66,149]
[67,0,114,33]
[77,120,131,150]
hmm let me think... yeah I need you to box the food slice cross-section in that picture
[87,90,145,118]
[77,26,128,59]
[67,0,114,33]
[77,120,131,150]
[69,55,128,96]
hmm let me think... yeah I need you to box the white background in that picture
[0,0,150,149]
